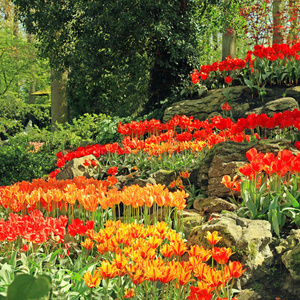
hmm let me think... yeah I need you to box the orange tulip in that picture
[82,270,101,289]
[81,238,94,250]
[160,244,174,258]
[176,262,194,286]
[226,260,246,278]
[169,180,177,188]
[160,266,176,284]
[171,239,187,256]
[205,231,222,246]
[124,288,135,298]
[144,261,163,282]
[179,171,190,178]
[188,245,211,262]
[98,260,119,279]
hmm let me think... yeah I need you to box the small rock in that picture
[193,197,237,213]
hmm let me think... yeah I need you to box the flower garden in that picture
[1,42,300,299]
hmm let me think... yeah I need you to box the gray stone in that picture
[235,290,262,300]
[285,86,300,102]
[264,97,299,114]
[56,154,101,180]
[163,86,249,123]
[193,197,237,213]
[282,244,300,281]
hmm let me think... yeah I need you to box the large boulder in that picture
[193,196,237,213]
[187,213,273,287]
[163,86,250,123]
[285,86,300,102]
[247,97,299,116]
[56,155,101,180]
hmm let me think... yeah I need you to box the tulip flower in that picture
[211,247,234,265]
[82,270,101,289]
[124,288,135,298]
[225,76,232,84]
[205,231,222,246]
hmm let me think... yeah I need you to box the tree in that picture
[13,0,200,119]
[0,1,49,102]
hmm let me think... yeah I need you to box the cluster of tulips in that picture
[0,176,188,227]
[81,220,244,299]
[52,108,300,179]
[0,209,67,245]
[222,147,300,236]
[191,41,300,87]
[239,147,300,179]
[222,147,300,194]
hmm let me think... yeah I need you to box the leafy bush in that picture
[95,116,134,145]
[0,96,51,139]
[0,140,56,186]
[10,113,109,155]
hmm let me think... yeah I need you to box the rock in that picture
[279,229,300,281]
[247,97,299,116]
[193,197,237,213]
[163,86,249,123]
[235,290,262,300]
[187,213,273,286]
[264,97,299,115]
[275,229,300,254]
[285,86,300,102]
[178,209,204,238]
[114,172,155,190]
[282,244,300,281]
[150,169,175,186]
[56,155,101,180]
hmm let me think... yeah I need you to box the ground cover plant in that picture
[1,41,300,299]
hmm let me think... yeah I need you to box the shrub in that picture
[0,140,56,186]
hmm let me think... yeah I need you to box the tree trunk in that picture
[222,27,237,60]
[51,69,69,132]
[272,0,285,44]
[27,33,36,104]
[221,0,237,61]
[28,80,36,104]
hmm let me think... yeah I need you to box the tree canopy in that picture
[13,0,201,117]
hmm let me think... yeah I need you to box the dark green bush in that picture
[0,96,51,139]
[0,140,56,186]
[95,116,135,145]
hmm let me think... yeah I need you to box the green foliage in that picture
[0,14,50,102]
[95,116,133,145]
[0,96,51,139]
[238,176,300,237]
[0,274,52,300]
[0,139,56,186]
[14,0,200,117]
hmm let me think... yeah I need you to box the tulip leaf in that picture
[6,274,51,300]
[285,190,300,208]
[244,189,257,219]
[243,78,253,89]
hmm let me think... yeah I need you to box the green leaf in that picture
[6,274,52,300]
[268,208,280,237]
[285,190,300,208]
[243,78,253,89]
[244,190,257,219]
